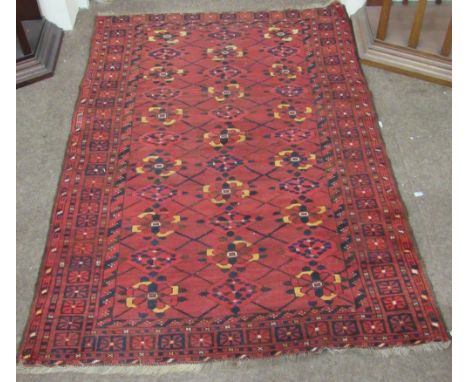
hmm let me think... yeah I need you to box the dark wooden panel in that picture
[16,20,63,88]
[17,0,42,21]
[16,17,31,56]
[367,0,384,5]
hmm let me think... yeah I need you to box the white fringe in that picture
[16,341,451,375]
[93,0,337,16]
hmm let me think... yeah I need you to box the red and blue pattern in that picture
[18,3,448,366]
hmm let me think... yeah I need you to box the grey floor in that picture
[16,1,451,381]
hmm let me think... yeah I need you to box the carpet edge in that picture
[16,340,451,375]
[93,0,338,17]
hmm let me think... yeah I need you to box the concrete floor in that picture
[16,1,451,381]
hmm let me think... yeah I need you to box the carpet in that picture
[18,2,449,366]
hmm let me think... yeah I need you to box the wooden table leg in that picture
[376,0,393,41]
[408,0,427,49]
[441,18,451,56]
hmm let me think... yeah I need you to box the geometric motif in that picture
[280,177,319,194]
[288,237,333,261]
[210,210,253,232]
[209,277,258,314]
[130,248,177,272]
[137,184,177,202]
[207,154,243,173]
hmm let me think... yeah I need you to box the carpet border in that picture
[343,5,452,339]
[16,13,106,361]
[17,341,451,374]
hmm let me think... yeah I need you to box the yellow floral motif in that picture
[282,203,326,227]
[206,45,244,61]
[203,179,250,205]
[141,106,183,126]
[148,29,187,44]
[131,211,180,238]
[207,83,245,102]
[274,149,316,170]
[264,26,299,42]
[206,240,259,270]
[273,102,312,123]
[269,63,302,80]
[126,278,179,314]
[203,127,246,148]
[136,155,182,178]
[145,65,186,83]
[293,271,341,302]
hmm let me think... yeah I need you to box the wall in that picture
[38,0,89,30]
[38,0,370,31]
[342,0,366,15]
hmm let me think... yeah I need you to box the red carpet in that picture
[19,2,448,366]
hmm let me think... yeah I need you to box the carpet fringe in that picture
[93,0,338,16]
[16,340,451,375]
[323,340,451,357]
